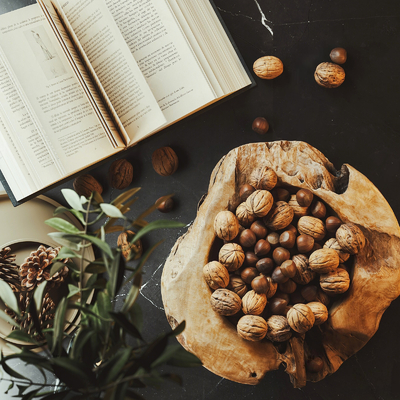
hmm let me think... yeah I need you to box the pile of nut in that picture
[203,166,366,347]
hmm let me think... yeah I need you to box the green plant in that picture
[0,188,201,399]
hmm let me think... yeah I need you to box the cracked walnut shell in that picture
[117,230,143,261]
[219,243,245,272]
[287,303,315,334]
[253,56,283,79]
[237,315,268,341]
[210,289,241,316]
[245,190,274,218]
[203,261,229,290]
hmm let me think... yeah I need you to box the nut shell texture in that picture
[249,166,278,190]
[324,238,350,263]
[210,289,241,316]
[236,203,256,227]
[214,211,240,241]
[151,146,178,176]
[73,174,103,198]
[320,268,350,295]
[336,223,366,255]
[264,201,294,231]
[266,315,292,342]
[253,56,283,79]
[109,159,133,189]
[242,290,267,315]
[309,248,340,274]
[219,243,245,272]
[307,302,329,325]
[314,62,345,88]
[237,315,268,341]
[203,261,229,290]
[298,216,326,241]
[287,304,315,334]
[292,254,316,285]
[245,190,274,218]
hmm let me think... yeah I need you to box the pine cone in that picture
[0,247,21,292]
[19,245,69,291]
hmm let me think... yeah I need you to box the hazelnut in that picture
[253,56,284,79]
[311,201,326,219]
[290,291,306,305]
[117,230,143,260]
[203,261,229,290]
[315,289,330,306]
[307,357,324,373]
[249,167,277,191]
[326,216,342,233]
[219,243,245,272]
[151,146,178,176]
[336,223,366,255]
[271,188,291,202]
[330,47,347,64]
[279,279,297,294]
[251,275,270,294]
[307,302,328,325]
[108,159,133,189]
[271,267,289,284]
[241,267,258,284]
[301,285,318,302]
[254,239,271,257]
[266,232,280,248]
[239,229,257,248]
[279,230,296,249]
[156,197,174,213]
[265,277,278,298]
[244,251,259,268]
[214,211,240,241]
[297,216,326,241]
[288,195,309,218]
[266,315,292,342]
[73,174,103,198]
[246,190,274,218]
[236,203,256,227]
[274,291,290,303]
[320,268,350,295]
[252,117,269,134]
[210,289,241,316]
[280,260,297,278]
[292,254,316,285]
[285,224,298,236]
[296,189,313,207]
[239,184,256,202]
[296,234,315,253]
[314,62,345,88]
[264,201,294,231]
[287,304,315,334]
[323,238,350,263]
[309,248,340,274]
[268,297,288,316]
[242,290,267,315]
[272,247,291,265]
[227,276,248,298]
[237,315,268,341]
[250,220,268,239]
[256,257,274,274]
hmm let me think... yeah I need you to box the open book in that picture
[0,0,253,206]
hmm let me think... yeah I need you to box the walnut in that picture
[249,166,278,191]
[263,201,294,231]
[210,289,241,316]
[297,216,326,241]
[324,238,350,263]
[108,159,133,189]
[242,290,267,315]
[237,315,268,341]
[203,261,229,290]
[73,174,103,198]
[235,203,256,227]
[214,211,240,241]
[307,302,329,325]
[227,275,248,298]
[117,230,143,260]
[151,146,179,176]
[245,190,273,218]
[308,248,340,274]
[266,315,292,342]
[320,268,350,295]
[314,62,345,88]
[288,194,309,218]
[219,243,245,272]
[336,223,366,255]
[253,56,284,79]
[287,303,315,334]
[292,254,316,285]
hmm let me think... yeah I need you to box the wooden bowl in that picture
[161,141,400,387]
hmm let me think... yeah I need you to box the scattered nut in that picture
[236,203,256,227]
[252,117,269,134]
[227,275,248,298]
[117,230,143,260]
[253,56,284,79]
[264,201,294,231]
[108,159,133,189]
[320,268,350,295]
[151,146,178,176]
[237,315,268,341]
[156,197,174,213]
[73,174,103,198]
[297,216,326,241]
[324,238,350,263]
[330,47,347,64]
[314,62,345,88]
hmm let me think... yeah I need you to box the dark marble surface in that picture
[1,0,400,399]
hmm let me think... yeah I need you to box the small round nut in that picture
[117,230,143,260]
[309,248,340,274]
[251,275,271,294]
[219,243,245,272]
[254,239,271,257]
[287,303,315,334]
[245,190,274,218]
[151,146,178,176]
[236,203,256,227]
[324,238,350,263]
[252,117,269,134]
[250,220,268,239]
[330,47,347,64]
[320,268,350,295]
[288,195,309,218]
[307,302,328,325]
[263,201,294,231]
[237,315,268,341]
[296,234,315,254]
[296,189,313,207]
[242,290,267,315]
[314,62,345,88]
[214,211,240,241]
[210,289,241,316]
[297,216,326,241]
[108,159,133,189]
[266,315,292,342]
[249,167,278,191]
[73,174,103,198]
[239,184,256,202]
[336,223,366,255]
[239,229,257,248]
[227,275,248,298]
[156,197,174,213]
[253,56,283,79]
[203,261,229,290]
[311,201,326,219]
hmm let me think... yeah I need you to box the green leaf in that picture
[37,391,70,400]
[67,284,80,299]
[80,234,113,258]
[161,373,183,386]
[132,220,185,244]
[55,247,81,260]
[61,189,85,212]
[28,300,43,337]
[166,346,202,368]
[151,344,181,368]
[96,292,112,320]
[52,297,67,355]
[5,381,14,394]
[104,347,132,384]
[100,203,126,219]
[121,273,141,314]
[47,232,82,251]
[109,312,143,341]
[170,320,186,337]
[0,280,19,315]
[34,281,47,313]
[1,351,31,381]
[45,217,81,234]
[128,302,143,333]
[51,357,92,390]
[111,187,141,207]
[49,262,67,279]
[85,263,107,274]
[70,328,95,360]
[0,309,20,328]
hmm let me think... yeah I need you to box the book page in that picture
[104,0,217,125]
[56,0,166,144]
[0,4,117,192]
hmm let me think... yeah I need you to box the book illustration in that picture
[24,26,66,80]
